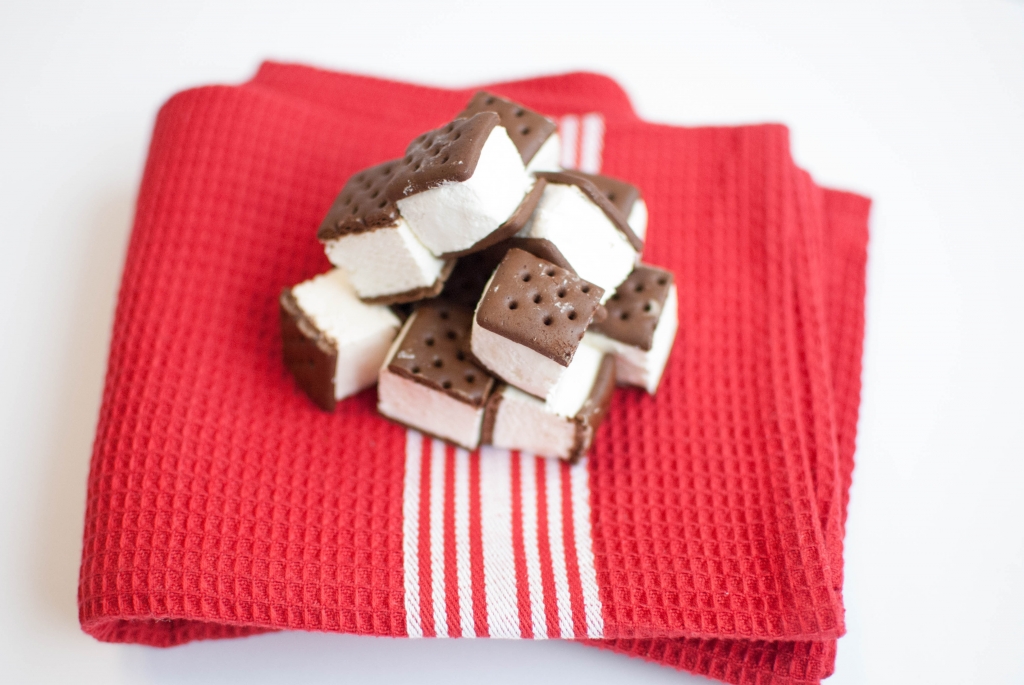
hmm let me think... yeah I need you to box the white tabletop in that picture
[2,1,1023,683]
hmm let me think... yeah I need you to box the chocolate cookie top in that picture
[591,264,674,351]
[317,159,404,241]
[443,235,576,309]
[475,248,604,367]
[569,170,642,219]
[457,91,558,166]
[535,171,644,252]
[280,289,338,411]
[388,301,495,407]
[389,112,501,199]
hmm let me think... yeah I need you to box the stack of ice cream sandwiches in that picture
[280,92,678,462]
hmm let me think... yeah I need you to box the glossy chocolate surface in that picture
[388,301,495,407]
[475,248,604,366]
[458,91,557,166]
[591,264,674,351]
[280,289,337,411]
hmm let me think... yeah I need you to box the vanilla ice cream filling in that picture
[490,386,577,459]
[525,132,562,173]
[585,283,678,393]
[545,341,604,415]
[628,198,648,244]
[489,343,604,459]
[324,217,446,300]
[397,126,531,256]
[291,270,401,400]
[519,183,638,303]
[377,369,485,449]
[470,319,567,399]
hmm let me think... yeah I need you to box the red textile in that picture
[78,63,869,685]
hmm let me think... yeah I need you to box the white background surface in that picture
[2,1,1023,683]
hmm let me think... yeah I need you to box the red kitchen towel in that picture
[591,184,868,684]
[249,65,870,685]
[78,64,869,685]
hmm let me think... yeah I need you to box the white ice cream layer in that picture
[546,341,604,416]
[525,132,561,173]
[518,183,638,303]
[628,198,648,244]
[584,283,678,393]
[323,217,445,300]
[377,367,485,450]
[397,126,531,256]
[377,369,485,449]
[489,343,604,459]
[291,269,401,400]
[490,386,577,459]
[471,318,566,399]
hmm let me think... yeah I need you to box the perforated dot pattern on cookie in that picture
[388,112,501,199]
[475,248,605,366]
[388,301,495,406]
[316,159,404,240]
[591,264,675,351]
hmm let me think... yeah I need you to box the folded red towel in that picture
[78,63,869,685]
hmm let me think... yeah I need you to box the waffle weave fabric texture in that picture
[78,63,870,685]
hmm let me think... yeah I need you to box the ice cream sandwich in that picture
[393,113,534,258]
[482,344,616,462]
[378,301,496,449]
[518,171,643,302]
[471,247,605,399]
[586,264,678,393]
[318,160,454,305]
[280,269,402,410]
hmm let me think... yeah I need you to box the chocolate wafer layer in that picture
[317,159,404,242]
[442,236,575,310]
[568,170,642,221]
[586,263,679,393]
[591,264,674,351]
[280,288,338,411]
[458,91,558,168]
[392,113,501,198]
[387,301,494,407]
[475,248,603,366]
